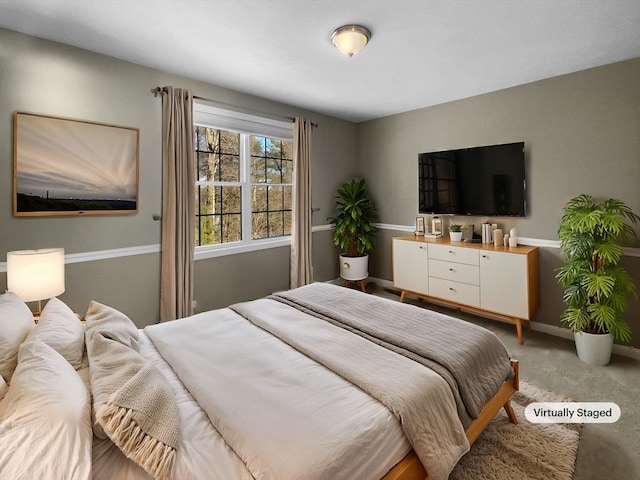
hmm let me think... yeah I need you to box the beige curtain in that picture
[160,86,195,321]
[290,117,313,289]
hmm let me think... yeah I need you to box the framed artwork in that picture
[13,112,139,216]
[414,216,425,235]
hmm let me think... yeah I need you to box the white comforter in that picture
[144,307,412,480]
[94,309,411,480]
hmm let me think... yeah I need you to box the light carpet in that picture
[450,381,582,480]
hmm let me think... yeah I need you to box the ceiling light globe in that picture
[331,25,371,58]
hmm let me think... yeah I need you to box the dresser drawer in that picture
[429,259,480,286]
[428,278,480,307]
[429,243,479,266]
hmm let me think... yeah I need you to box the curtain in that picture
[290,117,313,289]
[160,86,195,321]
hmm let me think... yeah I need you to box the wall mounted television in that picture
[418,141,526,217]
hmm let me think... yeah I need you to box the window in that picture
[193,104,293,251]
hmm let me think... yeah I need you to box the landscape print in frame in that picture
[14,112,139,216]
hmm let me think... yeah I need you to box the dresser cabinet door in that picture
[393,239,429,295]
[479,251,529,318]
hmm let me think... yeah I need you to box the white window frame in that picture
[193,102,294,260]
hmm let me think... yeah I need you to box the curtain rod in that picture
[151,87,318,128]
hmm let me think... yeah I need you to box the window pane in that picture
[269,186,283,210]
[198,185,218,215]
[219,155,240,182]
[284,211,292,235]
[197,152,218,181]
[196,186,242,246]
[221,186,241,213]
[268,211,284,237]
[195,126,213,152]
[220,130,239,155]
[282,140,292,160]
[282,159,293,184]
[251,136,266,156]
[266,159,282,183]
[266,138,282,158]
[252,212,268,240]
[221,214,242,243]
[283,185,292,210]
[250,157,266,183]
[200,215,221,245]
[251,186,267,213]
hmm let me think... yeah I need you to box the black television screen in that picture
[418,142,526,216]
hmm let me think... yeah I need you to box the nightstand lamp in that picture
[7,248,65,317]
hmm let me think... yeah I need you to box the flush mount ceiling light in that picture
[331,24,371,58]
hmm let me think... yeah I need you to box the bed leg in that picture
[503,401,518,425]
[400,290,406,303]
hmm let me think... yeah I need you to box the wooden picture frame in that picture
[14,112,139,216]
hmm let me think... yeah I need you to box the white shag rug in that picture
[450,381,582,480]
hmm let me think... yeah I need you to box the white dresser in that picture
[392,236,539,344]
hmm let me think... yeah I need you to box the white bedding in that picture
[93,330,256,480]
[94,313,411,480]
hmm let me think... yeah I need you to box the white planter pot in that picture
[449,231,463,242]
[339,254,369,281]
[574,331,613,366]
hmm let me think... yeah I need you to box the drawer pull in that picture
[482,254,488,258]
[449,268,454,272]
[448,250,455,254]
[449,287,455,291]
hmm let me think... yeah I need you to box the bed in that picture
[0,282,518,480]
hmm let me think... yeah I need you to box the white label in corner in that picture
[524,402,621,423]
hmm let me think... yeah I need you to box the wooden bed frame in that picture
[382,359,520,480]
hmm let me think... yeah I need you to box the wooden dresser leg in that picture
[359,280,366,292]
[400,290,406,302]
[515,318,524,345]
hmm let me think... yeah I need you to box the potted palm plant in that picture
[328,178,378,283]
[556,194,639,365]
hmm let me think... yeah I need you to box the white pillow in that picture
[0,292,34,383]
[0,340,92,480]
[23,297,85,369]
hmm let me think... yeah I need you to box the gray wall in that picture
[0,28,354,325]
[358,58,640,347]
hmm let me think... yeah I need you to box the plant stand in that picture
[343,279,366,292]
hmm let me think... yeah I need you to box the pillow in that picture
[0,292,35,383]
[0,340,92,480]
[23,297,85,369]
[85,300,139,351]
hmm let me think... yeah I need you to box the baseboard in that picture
[345,277,640,361]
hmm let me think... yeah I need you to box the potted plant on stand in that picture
[328,178,378,292]
[449,224,463,242]
[556,194,639,365]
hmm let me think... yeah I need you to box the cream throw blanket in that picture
[85,301,180,480]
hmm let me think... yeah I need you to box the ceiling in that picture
[1,0,639,123]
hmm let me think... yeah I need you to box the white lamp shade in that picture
[331,25,371,57]
[7,248,65,302]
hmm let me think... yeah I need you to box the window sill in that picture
[195,237,291,260]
